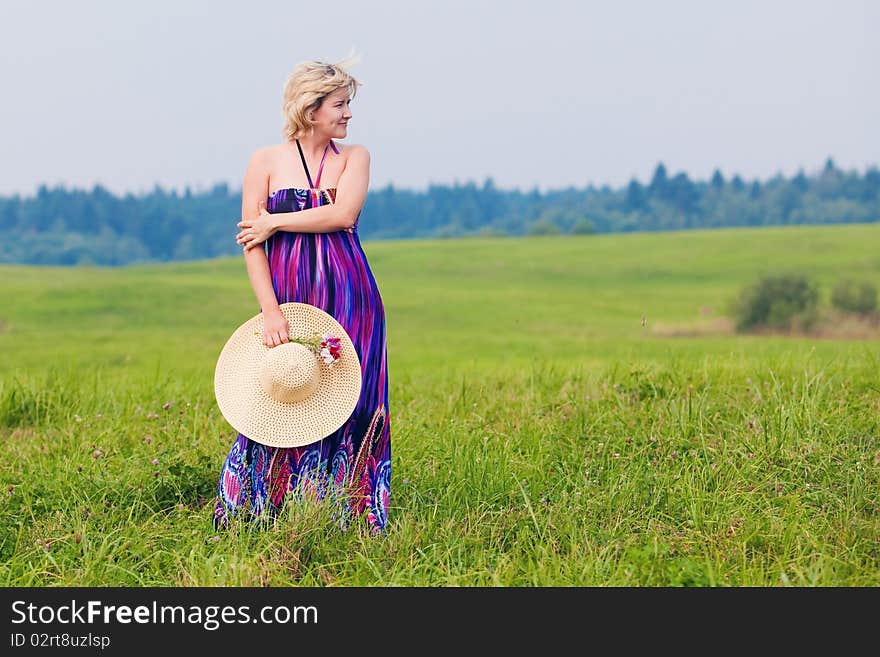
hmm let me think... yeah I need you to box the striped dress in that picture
[213,139,391,533]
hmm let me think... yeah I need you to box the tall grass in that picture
[0,223,878,585]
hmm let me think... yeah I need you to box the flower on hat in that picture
[253,330,342,367]
[320,334,342,366]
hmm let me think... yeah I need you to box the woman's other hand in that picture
[237,199,276,251]
[261,307,289,347]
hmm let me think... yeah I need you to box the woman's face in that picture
[310,87,352,139]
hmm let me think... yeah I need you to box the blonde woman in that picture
[214,56,391,533]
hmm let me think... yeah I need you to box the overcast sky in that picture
[1,0,877,197]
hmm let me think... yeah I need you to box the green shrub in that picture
[571,218,596,235]
[831,278,877,315]
[732,273,819,332]
[476,226,508,238]
[527,219,562,236]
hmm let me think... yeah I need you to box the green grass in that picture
[0,223,878,585]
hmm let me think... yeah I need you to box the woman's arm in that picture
[239,148,289,347]
[237,145,370,250]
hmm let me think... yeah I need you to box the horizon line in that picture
[5,156,878,199]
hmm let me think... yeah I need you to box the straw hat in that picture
[214,302,362,448]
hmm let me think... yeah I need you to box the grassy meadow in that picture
[0,222,878,586]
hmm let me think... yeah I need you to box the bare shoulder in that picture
[338,142,370,162]
[245,144,276,172]
[248,144,281,175]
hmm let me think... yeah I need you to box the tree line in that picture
[0,157,876,266]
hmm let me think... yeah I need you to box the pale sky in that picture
[1,0,877,197]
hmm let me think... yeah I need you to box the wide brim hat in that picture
[214,302,362,448]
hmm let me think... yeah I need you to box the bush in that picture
[571,218,596,235]
[476,226,508,238]
[732,273,819,332]
[831,278,877,315]
[527,219,562,236]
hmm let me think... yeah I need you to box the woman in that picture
[213,56,391,534]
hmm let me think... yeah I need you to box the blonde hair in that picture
[281,54,363,141]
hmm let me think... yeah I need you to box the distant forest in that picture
[1,157,877,266]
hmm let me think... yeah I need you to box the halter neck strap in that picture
[295,139,339,189]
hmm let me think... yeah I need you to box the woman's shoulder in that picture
[248,142,368,177]
[244,144,277,171]
[254,141,368,159]
[335,142,370,158]
[337,143,370,167]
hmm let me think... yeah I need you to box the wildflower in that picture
[92,449,103,459]
[151,458,159,466]
[320,333,342,364]
[320,346,334,365]
[162,402,172,410]
[253,330,342,366]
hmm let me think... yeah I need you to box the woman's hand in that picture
[261,308,289,348]
[237,200,276,251]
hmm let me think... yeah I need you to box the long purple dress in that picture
[213,140,391,533]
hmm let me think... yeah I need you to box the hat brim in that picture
[214,302,362,448]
